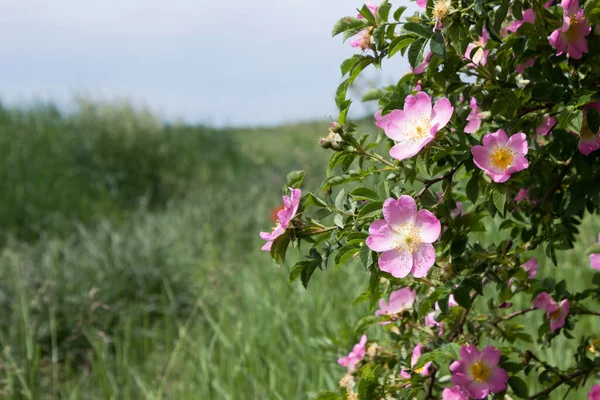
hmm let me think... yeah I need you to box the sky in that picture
[0,0,415,126]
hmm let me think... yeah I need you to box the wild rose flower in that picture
[549,0,591,59]
[533,292,570,332]
[375,287,416,324]
[411,343,432,376]
[416,0,427,8]
[432,0,452,29]
[349,29,372,52]
[443,386,469,400]
[356,3,378,18]
[503,9,536,36]
[450,344,508,399]
[374,109,402,130]
[464,97,483,134]
[471,129,529,183]
[378,92,453,161]
[589,234,600,271]
[536,114,556,136]
[260,188,301,251]
[338,335,367,370]
[521,257,538,279]
[412,52,433,75]
[578,103,600,155]
[516,56,538,74]
[464,30,489,67]
[366,196,441,278]
[514,188,530,203]
[589,384,600,400]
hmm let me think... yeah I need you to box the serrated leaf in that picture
[508,376,529,399]
[357,4,376,24]
[493,186,507,216]
[568,109,584,134]
[466,173,480,205]
[362,88,387,102]
[358,201,383,218]
[350,187,380,201]
[403,22,434,38]
[376,3,392,23]
[354,315,377,333]
[331,17,366,38]
[335,245,360,267]
[494,0,510,33]
[431,31,446,59]
[408,38,427,69]
[393,6,407,21]
[301,261,318,288]
[453,285,471,309]
[359,245,373,268]
[388,36,416,58]
[289,261,310,284]
[270,234,291,266]
[286,170,305,189]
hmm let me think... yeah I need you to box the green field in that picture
[0,100,597,399]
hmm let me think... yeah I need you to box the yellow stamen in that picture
[565,16,582,41]
[489,146,516,170]
[470,361,491,383]
[392,223,422,253]
[408,117,432,142]
[432,0,451,22]
[581,119,596,140]
[549,308,562,320]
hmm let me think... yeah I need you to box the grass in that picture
[0,101,597,399]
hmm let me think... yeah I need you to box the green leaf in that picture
[508,376,529,399]
[340,55,362,76]
[286,170,305,189]
[466,173,480,205]
[350,187,380,201]
[335,245,360,267]
[305,193,329,208]
[358,201,383,218]
[359,245,373,268]
[393,6,407,21]
[354,315,377,334]
[431,31,446,59]
[492,186,507,216]
[289,261,310,284]
[403,22,434,38]
[331,17,366,39]
[388,36,416,58]
[362,88,387,102]
[588,107,600,134]
[494,0,510,33]
[357,4,376,24]
[585,243,600,256]
[408,38,427,69]
[568,109,584,134]
[270,234,291,266]
[376,2,392,23]
[301,261,318,289]
[453,285,471,309]
[315,392,341,400]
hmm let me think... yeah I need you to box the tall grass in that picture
[0,102,597,399]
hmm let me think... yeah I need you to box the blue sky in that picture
[1,0,414,126]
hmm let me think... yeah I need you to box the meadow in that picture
[0,100,597,399]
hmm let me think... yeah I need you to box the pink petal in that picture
[411,343,423,367]
[416,0,427,8]
[480,345,501,366]
[532,292,554,310]
[366,220,398,252]
[261,241,273,251]
[416,209,441,243]
[405,92,433,121]
[388,287,416,313]
[487,367,509,392]
[442,386,469,400]
[375,109,403,130]
[590,254,600,271]
[507,132,528,155]
[536,114,556,136]
[383,196,417,227]
[482,129,509,148]
[459,343,482,364]
[378,249,413,278]
[431,97,454,131]
[389,137,433,160]
[471,145,492,170]
[462,381,491,399]
[376,298,389,314]
[411,243,436,278]
[384,110,411,140]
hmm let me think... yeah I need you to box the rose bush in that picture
[262,0,600,398]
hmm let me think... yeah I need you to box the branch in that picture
[424,369,437,400]
[416,160,465,201]
[495,307,536,324]
[528,368,590,399]
[531,157,571,212]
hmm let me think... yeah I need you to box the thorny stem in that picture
[416,160,465,201]
[496,306,536,323]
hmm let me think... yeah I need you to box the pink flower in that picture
[357,2,379,18]
[536,114,556,136]
[549,0,591,59]
[589,384,600,400]
[514,189,530,203]
[411,343,433,376]
[379,92,453,161]
[516,56,538,74]
[450,344,509,399]
[349,29,372,51]
[416,0,427,8]
[533,292,570,332]
[338,335,367,370]
[366,196,441,278]
[464,30,489,67]
[443,386,469,400]
[578,103,600,156]
[412,52,433,75]
[260,188,301,251]
[589,234,600,271]
[503,9,536,36]
[375,287,416,324]
[521,257,538,279]
[464,97,483,134]
[471,129,529,183]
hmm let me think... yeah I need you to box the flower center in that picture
[489,146,516,170]
[470,361,491,383]
[392,223,422,253]
[581,119,597,139]
[565,16,582,41]
[549,308,562,320]
[432,0,451,21]
[360,31,372,51]
[409,117,432,141]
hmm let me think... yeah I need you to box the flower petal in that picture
[383,196,417,227]
[404,92,433,121]
[431,97,454,131]
[411,243,436,278]
[416,209,441,243]
[366,220,398,252]
[378,249,413,278]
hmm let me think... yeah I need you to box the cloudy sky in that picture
[0,0,415,126]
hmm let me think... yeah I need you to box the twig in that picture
[495,307,536,323]
[416,160,465,201]
[528,368,590,399]
[424,369,437,400]
[531,157,571,212]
